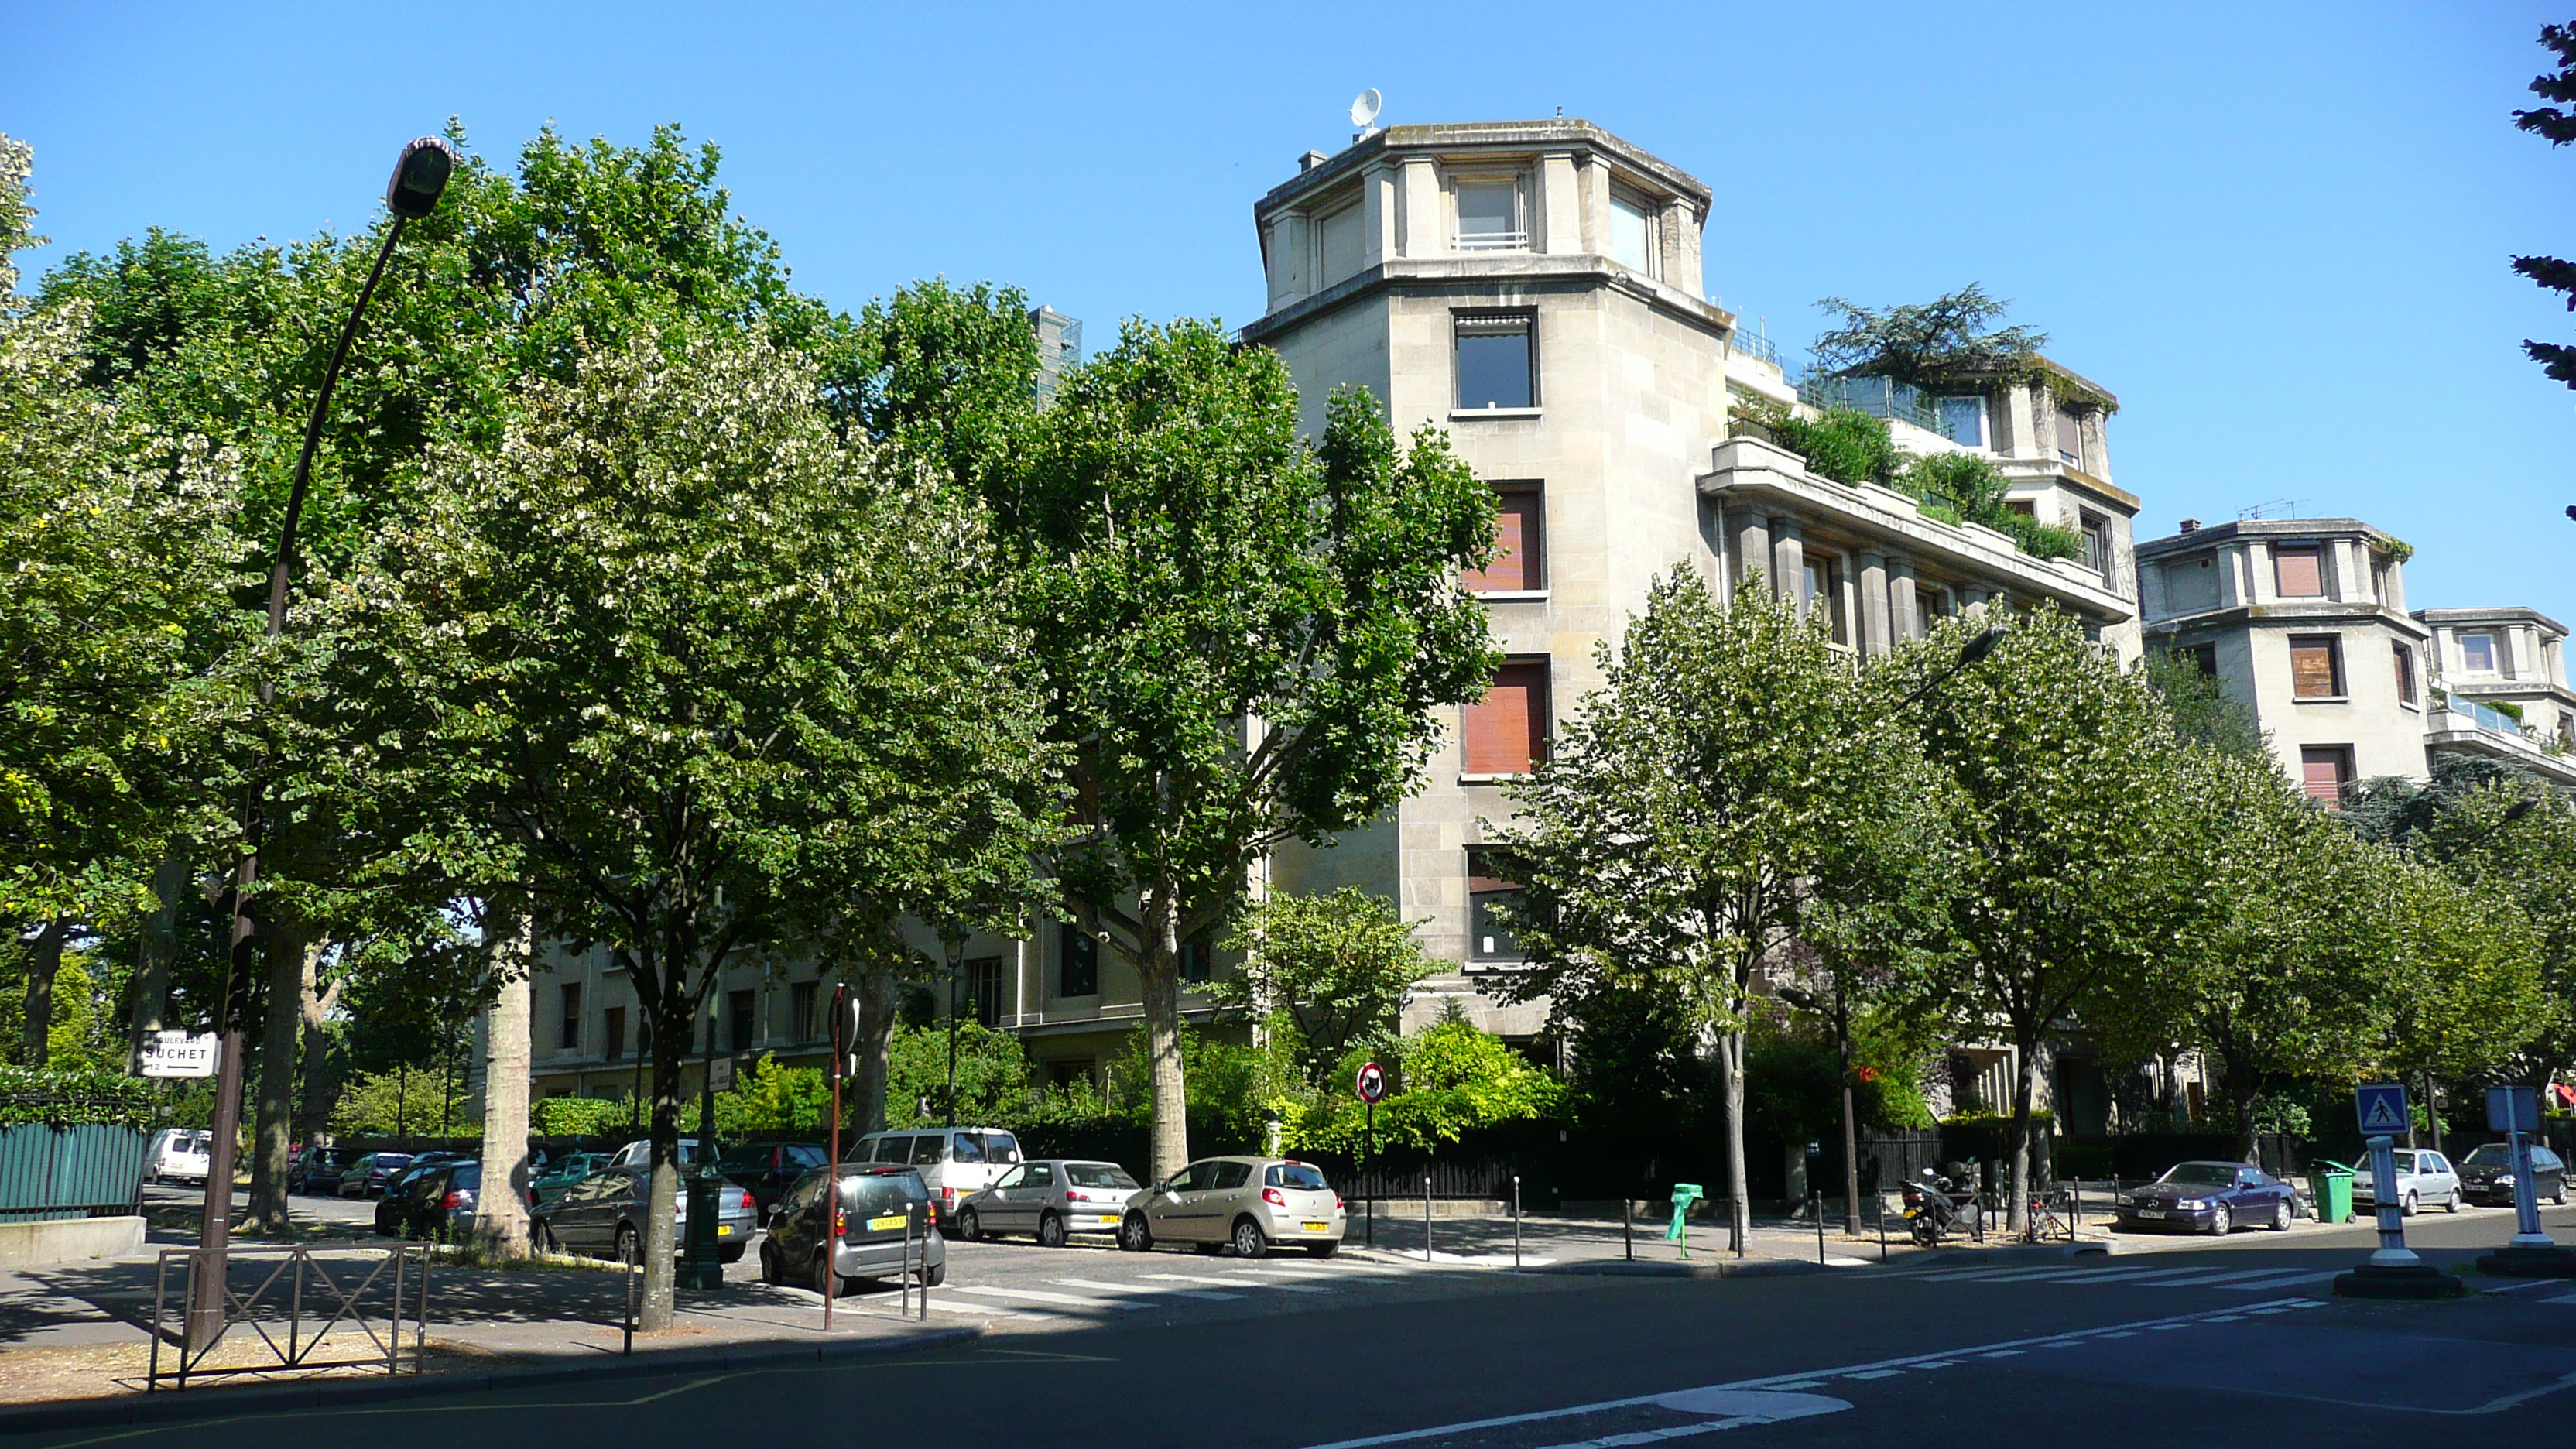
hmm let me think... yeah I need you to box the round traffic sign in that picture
[1355,1061,1389,1104]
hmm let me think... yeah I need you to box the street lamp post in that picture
[944,928,966,1136]
[188,138,453,1353]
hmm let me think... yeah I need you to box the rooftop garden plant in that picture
[1730,399,2084,562]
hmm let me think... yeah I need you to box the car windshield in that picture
[378,1155,413,1170]
[2156,1164,2235,1187]
[2464,1145,2513,1166]
[1269,1163,1331,1190]
[1066,1164,1139,1190]
[840,1171,930,1214]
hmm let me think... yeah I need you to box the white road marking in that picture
[1146,1271,1328,1293]
[2139,1266,2317,1287]
[2213,1269,2345,1291]
[951,1284,1141,1310]
[1297,1301,2309,1449]
[1050,1276,1242,1301]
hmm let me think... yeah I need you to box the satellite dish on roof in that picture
[1351,88,1383,131]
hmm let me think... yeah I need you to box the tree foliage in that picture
[1207,887,1437,1079]
[1810,284,2047,392]
[2513,22,2576,388]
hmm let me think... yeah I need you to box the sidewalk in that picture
[1340,1202,2146,1272]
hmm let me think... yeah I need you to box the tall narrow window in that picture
[2299,746,2355,808]
[1454,179,1524,250]
[1608,190,1655,275]
[1466,848,1526,962]
[790,980,819,1041]
[2054,408,2084,467]
[2392,643,2417,707]
[1455,313,1535,409]
[1177,935,1213,985]
[964,957,1004,1028]
[2460,632,2497,673]
[560,984,582,1053]
[1317,201,1363,286]
[1804,555,1851,647]
[1058,924,1098,998]
[1463,481,1545,591]
[2289,635,2345,699]
[603,1006,626,1062]
[2273,544,2324,598]
[1937,396,1985,447]
[2080,514,2112,574]
[1462,659,1550,775]
[2184,643,2219,678]
[728,988,756,1053]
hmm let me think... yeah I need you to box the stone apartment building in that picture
[2136,518,2576,800]
[487,118,2156,1118]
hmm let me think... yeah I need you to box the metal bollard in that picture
[1624,1194,1634,1262]
[1423,1173,1433,1265]
[1814,1191,1826,1264]
[1877,1198,1887,1262]
[1512,1175,1523,1271]
[622,1252,635,1357]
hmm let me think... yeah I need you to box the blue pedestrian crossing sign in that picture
[2355,1084,2410,1136]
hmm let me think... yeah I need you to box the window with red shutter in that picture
[2289,636,2343,698]
[2273,545,2324,597]
[1463,483,1545,591]
[1463,659,1550,774]
[2299,746,2353,808]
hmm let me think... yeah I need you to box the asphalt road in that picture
[28,1201,2575,1449]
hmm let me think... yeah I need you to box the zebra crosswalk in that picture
[1882,1259,2345,1294]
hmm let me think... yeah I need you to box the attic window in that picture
[1454,178,1526,251]
[1608,189,1656,276]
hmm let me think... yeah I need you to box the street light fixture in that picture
[1896,625,2006,709]
[191,137,454,1352]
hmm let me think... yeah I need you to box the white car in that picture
[1118,1156,1347,1259]
[605,1138,708,1170]
[146,1129,212,1185]
[844,1127,1023,1234]
[2348,1148,2465,1214]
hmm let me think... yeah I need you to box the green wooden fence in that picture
[0,1122,149,1221]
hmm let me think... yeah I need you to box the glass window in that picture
[2054,409,2084,467]
[1462,659,1550,774]
[2461,633,2497,672]
[1463,482,1545,592]
[1058,924,1099,997]
[2156,1163,2236,1187]
[991,1166,1026,1190]
[2464,1144,2512,1166]
[1169,1162,1215,1193]
[790,980,818,1040]
[1025,1163,1055,1187]
[728,988,755,1053]
[978,1132,1022,1165]
[1468,846,1525,961]
[841,1171,929,1215]
[2393,644,2416,706]
[2289,636,2344,698]
[1066,1163,1140,1190]
[603,1005,625,1061]
[911,1136,947,1166]
[1209,1161,1253,1190]
[964,957,1003,1028]
[1455,313,1535,410]
[1608,190,1653,274]
[1317,201,1364,286]
[1804,555,1851,646]
[559,984,581,1051]
[1268,1163,1331,1190]
[2080,516,2112,574]
[1455,180,1523,250]
[951,1132,985,1164]
[1937,396,1985,447]
[1178,933,1214,984]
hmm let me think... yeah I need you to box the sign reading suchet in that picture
[138,1031,220,1079]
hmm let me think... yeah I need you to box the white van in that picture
[146,1129,213,1185]
[845,1127,1023,1232]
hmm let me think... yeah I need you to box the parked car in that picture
[2116,1161,2297,1235]
[760,1164,947,1294]
[146,1129,213,1186]
[958,1159,1142,1247]
[843,1127,1023,1232]
[530,1165,756,1263]
[718,1142,830,1223]
[378,1161,482,1241]
[292,1147,357,1196]
[337,1152,416,1199]
[605,1138,709,1170]
[2347,1148,2464,1214]
[2456,1142,2571,1207]
[529,1153,611,1209]
[384,1151,467,1201]
[1117,1156,1345,1259]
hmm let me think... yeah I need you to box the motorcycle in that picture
[1902,1169,1970,1247]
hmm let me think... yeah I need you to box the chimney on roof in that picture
[2177,518,2201,533]
[1299,149,1330,173]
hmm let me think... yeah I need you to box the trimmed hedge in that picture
[0,1066,158,1130]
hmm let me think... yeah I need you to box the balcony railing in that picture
[2441,696,2531,740]
[1729,330,1783,365]
[1796,372,1943,432]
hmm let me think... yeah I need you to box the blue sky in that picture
[9,2,2573,625]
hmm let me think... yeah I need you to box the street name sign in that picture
[1355,1061,1389,1104]
[2355,1083,2409,1137]
[139,1031,219,1079]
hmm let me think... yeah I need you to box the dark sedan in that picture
[2458,1142,2571,1207]
[292,1148,356,1196]
[379,1161,482,1241]
[2117,1161,2296,1235]
[718,1142,830,1224]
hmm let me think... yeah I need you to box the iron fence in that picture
[148,1243,429,1391]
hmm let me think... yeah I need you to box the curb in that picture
[1882,1240,2118,1267]
[1541,1256,1831,1280]
[0,1323,984,1437]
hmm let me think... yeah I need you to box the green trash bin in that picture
[2310,1162,2353,1225]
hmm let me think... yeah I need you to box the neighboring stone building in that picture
[1240,118,2143,1049]
[2135,519,2576,799]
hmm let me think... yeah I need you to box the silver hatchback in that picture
[1118,1156,1346,1259]
[958,1159,1141,1247]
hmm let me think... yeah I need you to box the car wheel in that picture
[615,1225,639,1268]
[1307,1242,1339,1259]
[2446,1185,2462,1214]
[533,1221,557,1254]
[957,1208,982,1242]
[1232,1217,1269,1259]
[2271,1200,2292,1231]
[1036,1211,1067,1249]
[2208,1203,2231,1237]
[1118,1213,1153,1252]
[2555,1180,2568,1207]
[2403,1191,2419,1217]
[759,1241,782,1284]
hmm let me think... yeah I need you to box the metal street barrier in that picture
[149,1243,428,1391]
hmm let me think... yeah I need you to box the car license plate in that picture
[1092,1215,1120,1226]
[1303,1221,1330,1233]
[2137,1208,2165,1219]
[868,1214,906,1231]
[717,1225,732,1236]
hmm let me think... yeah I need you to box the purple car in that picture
[2116,1161,2296,1235]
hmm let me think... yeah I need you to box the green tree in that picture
[2512,22,2576,388]
[1494,569,1926,1252]
[1892,608,2195,1232]
[2144,647,2267,760]
[1809,284,2047,392]
[1011,326,1499,1181]
[1207,888,1437,1079]
[310,331,1059,1325]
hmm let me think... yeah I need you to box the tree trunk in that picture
[474,903,536,1258]
[247,920,317,1235]
[127,855,186,1070]
[639,965,689,1332]
[1719,1026,1749,1256]
[2008,1038,2039,1235]
[1140,893,1189,1184]
[19,916,67,1066]
[854,961,897,1135]
[295,963,341,1149]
